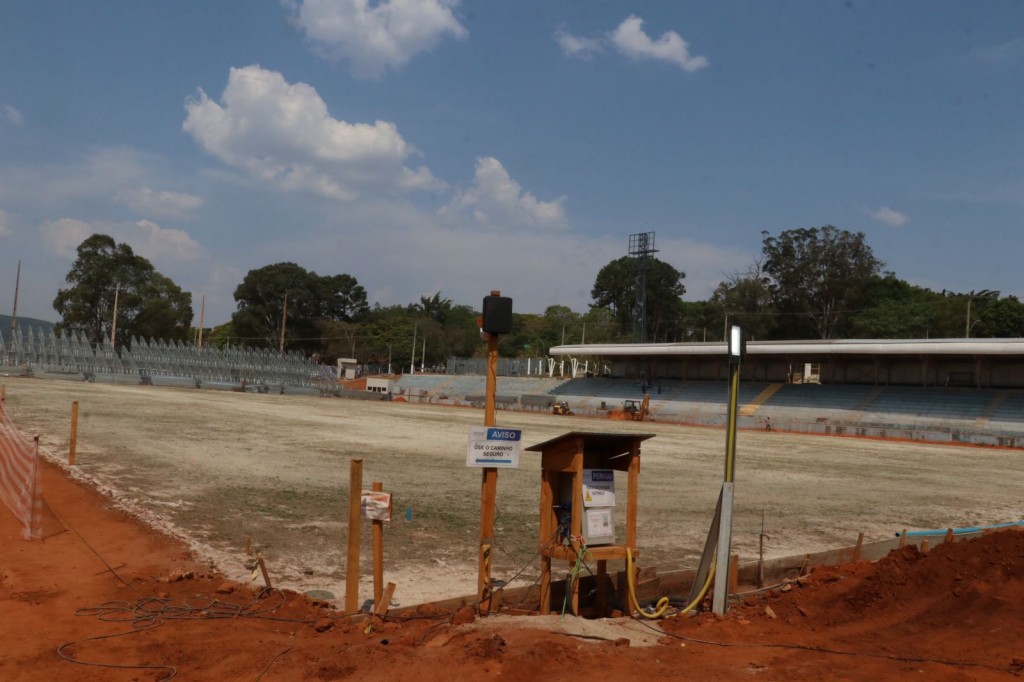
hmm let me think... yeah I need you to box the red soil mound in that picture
[3,459,1022,680]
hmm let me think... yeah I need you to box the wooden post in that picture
[920,539,930,553]
[477,323,500,611]
[944,528,954,544]
[853,531,864,561]
[372,481,384,605]
[69,400,79,466]
[728,553,740,594]
[372,581,397,626]
[257,555,272,588]
[345,459,363,612]
[898,529,907,547]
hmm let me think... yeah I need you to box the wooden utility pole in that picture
[279,293,288,353]
[409,325,417,375]
[477,296,501,610]
[10,260,20,354]
[110,282,120,348]
[198,294,206,349]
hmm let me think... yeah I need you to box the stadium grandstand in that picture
[0,327,334,395]
[390,338,1024,448]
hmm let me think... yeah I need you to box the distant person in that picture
[765,417,773,432]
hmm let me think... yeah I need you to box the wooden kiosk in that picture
[526,431,654,616]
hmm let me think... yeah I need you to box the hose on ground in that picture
[626,547,716,619]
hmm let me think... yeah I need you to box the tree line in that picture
[52,227,1024,370]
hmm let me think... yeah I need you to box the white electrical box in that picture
[582,507,615,546]
[560,469,616,545]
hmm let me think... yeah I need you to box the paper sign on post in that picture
[361,491,393,521]
[466,426,522,468]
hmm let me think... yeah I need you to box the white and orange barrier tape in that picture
[0,399,42,540]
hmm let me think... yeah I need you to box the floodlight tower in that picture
[628,232,658,343]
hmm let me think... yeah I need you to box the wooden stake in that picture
[69,401,79,466]
[372,581,396,626]
[345,459,363,613]
[898,529,907,547]
[920,539,930,553]
[258,555,272,588]
[944,528,954,544]
[372,481,384,605]
[853,532,864,561]
[728,553,740,594]
[245,534,252,555]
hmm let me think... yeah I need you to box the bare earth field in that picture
[3,376,1024,680]
[3,375,1022,605]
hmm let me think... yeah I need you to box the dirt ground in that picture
[1,377,1024,679]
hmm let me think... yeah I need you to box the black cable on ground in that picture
[57,587,320,679]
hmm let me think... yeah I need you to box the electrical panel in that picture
[560,469,616,546]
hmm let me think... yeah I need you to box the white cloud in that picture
[287,0,467,78]
[2,104,24,126]
[610,15,709,72]
[969,37,1024,64]
[183,65,442,201]
[554,30,604,59]
[130,220,206,262]
[114,187,203,217]
[42,218,95,258]
[41,217,205,262]
[871,206,909,226]
[0,209,13,237]
[443,157,567,230]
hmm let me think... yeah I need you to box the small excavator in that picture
[551,400,574,416]
[622,394,650,421]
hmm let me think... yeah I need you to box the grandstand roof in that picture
[549,338,1024,358]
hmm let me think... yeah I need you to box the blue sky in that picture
[1,1,1022,328]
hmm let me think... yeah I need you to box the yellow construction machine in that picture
[552,400,574,416]
[622,394,650,421]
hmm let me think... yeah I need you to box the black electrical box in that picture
[482,294,513,335]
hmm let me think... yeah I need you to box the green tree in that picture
[848,275,941,338]
[709,263,778,340]
[974,295,1024,337]
[761,226,882,339]
[590,256,686,342]
[52,234,193,346]
[231,263,368,352]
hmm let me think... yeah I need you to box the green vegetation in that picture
[50,228,1024,365]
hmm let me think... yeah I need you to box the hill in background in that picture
[0,314,56,344]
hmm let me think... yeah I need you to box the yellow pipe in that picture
[626,548,716,619]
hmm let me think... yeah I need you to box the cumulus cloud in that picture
[554,30,604,59]
[610,15,709,72]
[115,187,203,217]
[2,104,24,126]
[183,65,442,201]
[443,157,567,230]
[130,220,206,262]
[287,0,467,78]
[42,218,95,258]
[0,209,13,237]
[871,206,909,226]
[42,217,205,262]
